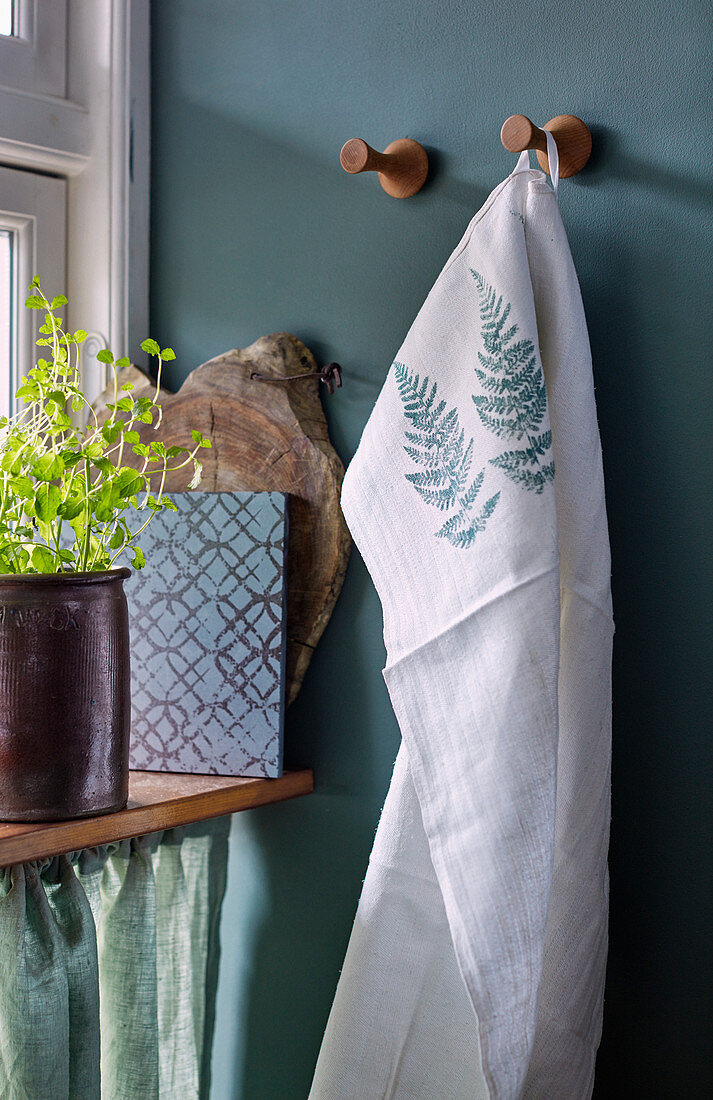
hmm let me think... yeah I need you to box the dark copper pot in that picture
[0,569,131,821]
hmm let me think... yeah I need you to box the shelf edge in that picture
[0,769,314,867]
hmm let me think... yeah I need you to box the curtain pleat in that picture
[0,817,230,1100]
[0,857,99,1099]
[44,857,103,1098]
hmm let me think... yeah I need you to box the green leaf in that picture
[131,545,145,569]
[115,357,131,369]
[1,451,24,475]
[59,449,82,468]
[34,483,60,523]
[94,482,116,523]
[133,443,149,457]
[31,453,65,481]
[83,441,105,460]
[109,527,125,550]
[51,295,68,309]
[122,430,140,444]
[31,545,56,573]
[72,394,84,412]
[49,411,72,432]
[166,446,184,458]
[116,397,133,412]
[116,468,143,499]
[101,421,122,445]
[69,513,86,537]
[120,381,134,391]
[140,338,161,357]
[73,329,87,343]
[9,476,34,500]
[57,496,84,521]
[24,295,45,309]
[15,382,40,402]
[30,275,40,288]
[96,349,114,364]
[92,457,114,477]
[160,347,176,360]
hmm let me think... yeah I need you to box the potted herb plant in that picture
[0,280,210,821]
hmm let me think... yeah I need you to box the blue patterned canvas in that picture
[126,491,287,778]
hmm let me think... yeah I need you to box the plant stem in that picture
[80,459,91,571]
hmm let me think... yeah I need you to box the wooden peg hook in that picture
[340,138,429,198]
[500,114,592,178]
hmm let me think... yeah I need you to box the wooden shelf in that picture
[0,769,313,867]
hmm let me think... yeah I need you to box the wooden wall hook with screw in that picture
[500,114,592,178]
[340,137,429,198]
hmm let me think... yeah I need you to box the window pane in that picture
[0,1,13,37]
[0,229,13,415]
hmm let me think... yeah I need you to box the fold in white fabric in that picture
[311,149,613,1099]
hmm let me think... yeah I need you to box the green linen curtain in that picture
[0,817,230,1100]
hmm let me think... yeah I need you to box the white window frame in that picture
[0,1,68,97]
[0,165,66,413]
[0,0,149,405]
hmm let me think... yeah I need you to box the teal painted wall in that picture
[150,1,713,1096]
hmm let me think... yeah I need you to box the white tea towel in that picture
[311,138,613,1100]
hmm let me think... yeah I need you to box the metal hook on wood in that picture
[251,362,343,395]
[340,138,429,198]
[500,114,592,178]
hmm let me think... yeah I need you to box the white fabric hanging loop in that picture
[544,128,559,196]
[512,128,560,199]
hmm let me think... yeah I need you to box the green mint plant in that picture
[0,279,211,574]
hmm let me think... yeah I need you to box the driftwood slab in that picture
[95,334,351,705]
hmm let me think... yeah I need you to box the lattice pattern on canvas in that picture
[127,491,286,778]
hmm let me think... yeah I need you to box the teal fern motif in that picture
[393,361,500,548]
[471,271,555,494]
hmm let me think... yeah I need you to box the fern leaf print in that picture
[393,361,500,548]
[470,271,555,494]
